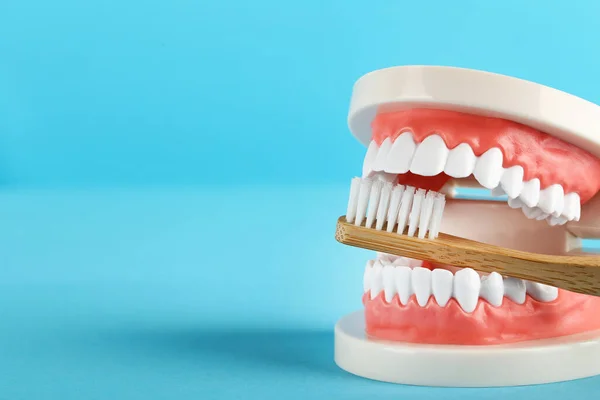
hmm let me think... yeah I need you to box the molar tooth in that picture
[363,141,379,177]
[547,215,568,226]
[500,165,524,198]
[491,185,505,197]
[373,138,392,172]
[411,267,432,306]
[453,268,481,313]
[392,256,412,266]
[480,272,504,307]
[444,143,476,178]
[395,266,413,305]
[518,178,540,208]
[363,260,374,292]
[504,277,526,304]
[538,184,564,215]
[522,206,544,220]
[410,135,449,177]
[385,132,416,174]
[473,148,504,189]
[562,193,581,221]
[370,260,384,299]
[431,269,453,307]
[507,197,524,209]
[382,265,397,303]
[526,281,558,302]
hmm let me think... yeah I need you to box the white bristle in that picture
[386,185,405,232]
[365,181,383,228]
[428,194,446,239]
[407,189,426,237]
[375,182,393,230]
[345,177,361,223]
[355,178,373,226]
[345,177,446,239]
[417,191,436,239]
[396,186,415,234]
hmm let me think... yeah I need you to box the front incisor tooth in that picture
[453,268,481,313]
[526,281,559,302]
[395,266,413,305]
[500,165,524,198]
[411,267,432,306]
[373,138,392,172]
[382,265,397,303]
[431,269,453,307]
[370,260,384,300]
[385,132,416,174]
[504,277,526,304]
[519,179,541,208]
[363,141,379,177]
[480,272,504,307]
[410,135,449,177]
[473,148,504,189]
[444,143,476,178]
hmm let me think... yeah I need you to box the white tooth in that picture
[522,206,544,220]
[408,259,423,268]
[491,186,505,197]
[504,277,526,304]
[382,265,397,303]
[500,165,524,199]
[536,212,550,220]
[392,257,412,266]
[526,281,559,302]
[538,184,564,215]
[363,260,374,292]
[519,179,540,208]
[395,266,413,305]
[410,135,449,176]
[508,197,524,209]
[444,143,476,178]
[453,268,481,313]
[431,269,453,307]
[412,267,432,306]
[386,185,405,232]
[363,141,379,177]
[547,215,568,226]
[373,138,392,172]
[562,193,581,221]
[375,182,393,230]
[473,148,504,189]
[385,132,416,174]
[480,272,504,307]
[370,260,384,299]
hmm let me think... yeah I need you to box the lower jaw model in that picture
[334,66,600,387]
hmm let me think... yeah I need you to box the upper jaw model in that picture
[334,66,600,387]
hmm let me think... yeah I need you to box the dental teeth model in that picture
[333,66,600,387]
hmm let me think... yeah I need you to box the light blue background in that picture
[1,0,600,398]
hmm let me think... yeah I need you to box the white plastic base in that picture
[334,311,600,387]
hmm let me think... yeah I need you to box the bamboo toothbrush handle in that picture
[335,216,600,297]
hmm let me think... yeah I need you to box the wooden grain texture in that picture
[335,216,600,297]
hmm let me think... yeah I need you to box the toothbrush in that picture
[336,177,600,297]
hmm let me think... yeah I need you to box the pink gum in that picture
[371,109,600,203]
[363,290,600,345]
